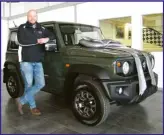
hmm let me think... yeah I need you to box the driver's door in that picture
[43,25,65,94]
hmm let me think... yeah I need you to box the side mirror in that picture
[45,40,57,52]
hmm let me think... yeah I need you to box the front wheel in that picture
[71,76,110,126]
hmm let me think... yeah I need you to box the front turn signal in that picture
[117,62,121,67]
[65,64,70,68]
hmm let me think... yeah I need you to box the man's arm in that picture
[42,27,55,41]
[17,24,38,46]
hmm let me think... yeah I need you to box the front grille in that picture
[136,84,139,95]
[146,79,151,86]
[133,56,148,74]
[116,56,150,77]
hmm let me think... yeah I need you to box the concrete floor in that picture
[1,76,163,134]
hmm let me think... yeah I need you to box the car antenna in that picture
[13,21,17,27]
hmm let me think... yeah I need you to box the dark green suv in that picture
[3,21,158,126]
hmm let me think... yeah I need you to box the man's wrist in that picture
[47,38,50,42]
[45,38,49,43]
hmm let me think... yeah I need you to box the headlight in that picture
[122,62,130,75]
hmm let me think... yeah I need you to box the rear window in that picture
[8,31,19,50]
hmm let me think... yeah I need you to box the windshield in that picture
[59,24,104,46]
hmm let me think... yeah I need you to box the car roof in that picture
[9,21,99,31]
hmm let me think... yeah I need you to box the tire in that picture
[71,75,110,126]
[6,71,23,98]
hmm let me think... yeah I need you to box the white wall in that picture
[48,2,64,6]
[3,2,9,17]
[151,52,163,88]
[1,2,4,17]
[8,6,75,28]
[11,3,25,16]
[1,20,9,69]
[9,16,27,28]
[23,2,47,12]
[38,6,75,22]
[76,2,163,26]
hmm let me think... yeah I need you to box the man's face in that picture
[27,10,37,24]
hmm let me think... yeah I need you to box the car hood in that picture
[63,38,149,58]
[63,46,146,58]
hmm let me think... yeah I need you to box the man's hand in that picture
[37,38,49,44]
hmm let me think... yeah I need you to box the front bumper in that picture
[102,72,158,104]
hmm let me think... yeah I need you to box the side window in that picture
[44,25,58,52]
[45,26,54,34]
[8,31,19,50]
[62,34,75,45]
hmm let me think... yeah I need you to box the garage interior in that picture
[1,2,163,134]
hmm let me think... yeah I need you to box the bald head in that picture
[27,9,38,24]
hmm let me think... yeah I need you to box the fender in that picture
[64,64,111,101]
[3,61,24,88]
[68,64,110,80]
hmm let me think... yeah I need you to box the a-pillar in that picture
[131,14,143,50]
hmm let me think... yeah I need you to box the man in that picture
[16,9,55,115]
